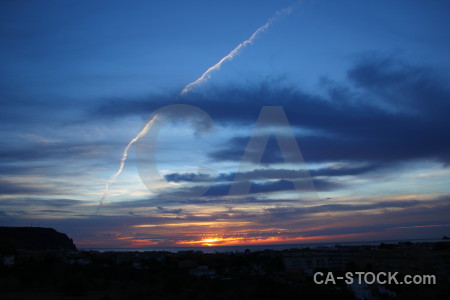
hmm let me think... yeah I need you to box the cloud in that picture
[103,196,300,209]
[38,209,74,214]
[155,178,339,200]
[164,172,214,182]
[0,197,83,207]
[0,179,52,195]
[90,55,450,168]
[164,164,382,184]
[0,142,113,163]
[156,206,183,214]
[3,195,449,247]
[264,200,421,217]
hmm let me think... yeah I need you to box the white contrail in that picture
[180,4,295,95]
[98,3,297,212]
[97,114,158,211]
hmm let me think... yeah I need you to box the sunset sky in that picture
[1,0,450,248]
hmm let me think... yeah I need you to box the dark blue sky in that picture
[1,0,450,247]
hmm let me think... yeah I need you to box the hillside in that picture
[0,227,77,252]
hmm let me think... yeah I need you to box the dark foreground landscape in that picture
[1,227,449,300]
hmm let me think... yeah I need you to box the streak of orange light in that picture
[180,237,245,246]
[129,239,159,246]
[176,232,370,247]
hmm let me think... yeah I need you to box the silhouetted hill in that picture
[0,227,77,252]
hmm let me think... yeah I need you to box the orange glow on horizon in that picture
[175,232,369,247]
[75,231,383,249]
[180,237,245,246]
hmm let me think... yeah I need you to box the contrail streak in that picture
[97,114,158,212]
[180,4,295,95]
[98,3,297,212]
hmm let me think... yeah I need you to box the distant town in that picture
[1,227,449,299]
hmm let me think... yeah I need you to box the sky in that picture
[1,0,450,248]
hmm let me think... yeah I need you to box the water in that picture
[81,237,445,253]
